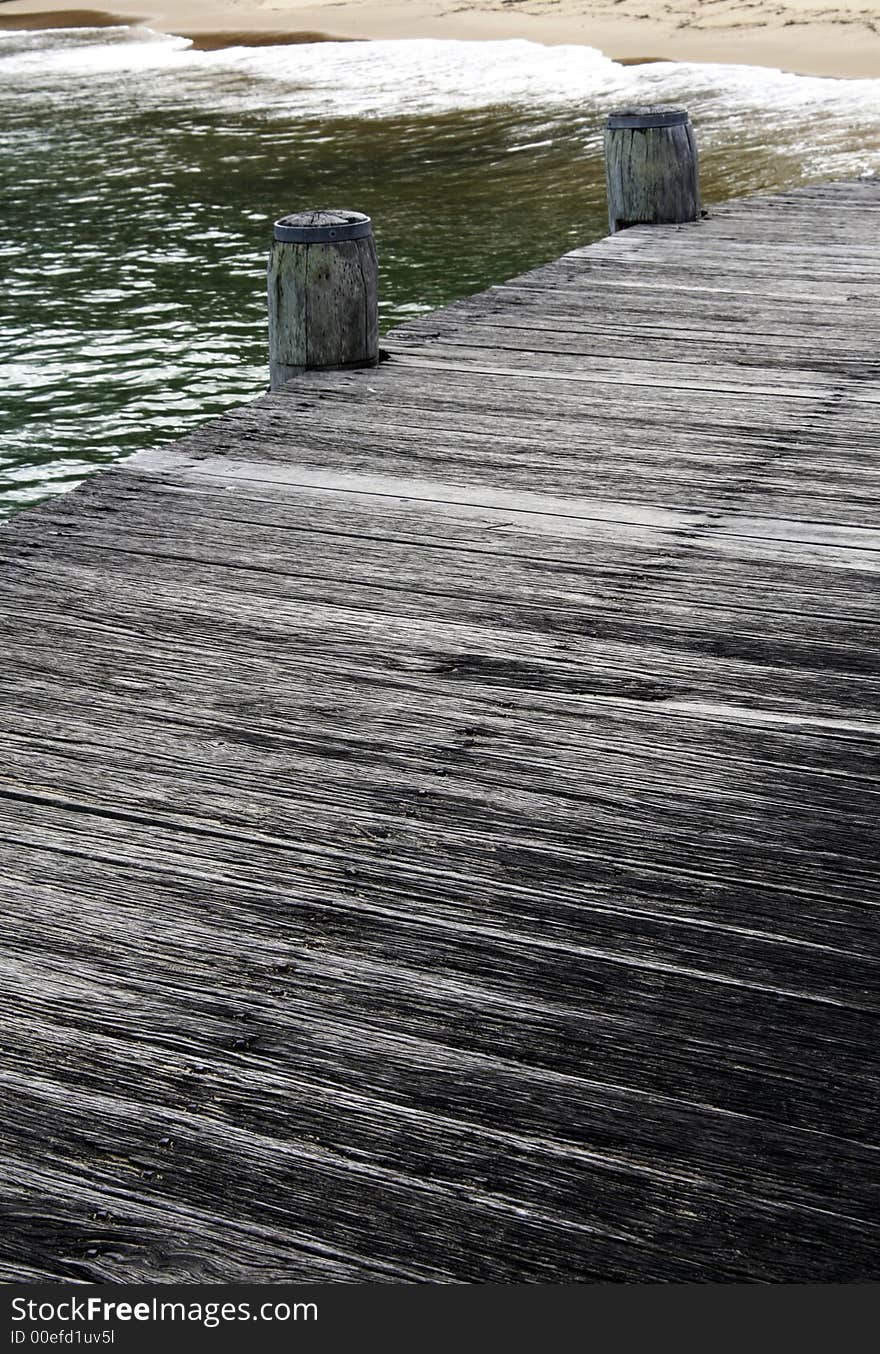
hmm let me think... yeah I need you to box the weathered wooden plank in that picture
[7,503,879,653]
[3,487,878,715]
[389,349,880,407]
[144,402,880,481]
[395,313,880,358]
[1,178,878,1284]
[4,561,877,728]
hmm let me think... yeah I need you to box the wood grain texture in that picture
[604,113,700,233]
[267,231,378,389]
[0,180,878,1284]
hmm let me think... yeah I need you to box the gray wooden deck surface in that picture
[0,180,878,1283]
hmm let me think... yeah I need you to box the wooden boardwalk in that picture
[0,180,878,1284]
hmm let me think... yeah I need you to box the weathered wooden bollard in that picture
[267,210,378,390]
[604,107,700,234]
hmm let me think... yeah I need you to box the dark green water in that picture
[2,25,878,514]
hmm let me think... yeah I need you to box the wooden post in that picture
[604,107,700,234]
[267,210,379,390]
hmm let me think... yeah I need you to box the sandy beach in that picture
[0,0,878,79]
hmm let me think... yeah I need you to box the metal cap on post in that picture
[603,106,700,234]
[273,210,374,244]
[267,209,379,391]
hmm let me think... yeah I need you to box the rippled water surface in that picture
[2,25,879,514]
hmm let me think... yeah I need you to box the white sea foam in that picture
[2,24,878,189]
[3,25,879,135]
